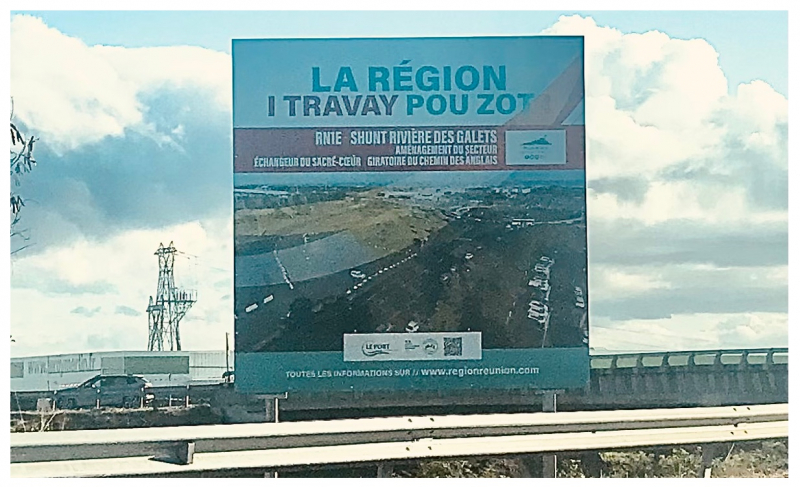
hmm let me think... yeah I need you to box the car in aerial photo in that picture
[54,374,155,409]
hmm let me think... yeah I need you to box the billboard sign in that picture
[233,37,589,394]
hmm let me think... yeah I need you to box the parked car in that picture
[529,300,546,310]
[54,374,154,409]
[534,263,550,273]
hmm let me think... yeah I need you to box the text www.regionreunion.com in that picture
[285,366,539,379]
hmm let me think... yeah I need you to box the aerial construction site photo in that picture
[234,170,588,354]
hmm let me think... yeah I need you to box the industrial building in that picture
[10,350,232,393]
[9,242,228,395]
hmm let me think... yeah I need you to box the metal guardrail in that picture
[11,404,788,477]
[590,348,789,369]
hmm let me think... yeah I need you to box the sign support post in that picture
[258,394,285,478]
[541,390,559,478]
[265,395,280,423]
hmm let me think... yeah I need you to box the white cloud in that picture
[590,312,787,352]
[544,15,787,228]
[588,181,787,225]
[589,266,672,301]
[10,15,231,152]
[542,15,786,352]
[718,80,788,160]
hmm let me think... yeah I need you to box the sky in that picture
[4,6,792,358]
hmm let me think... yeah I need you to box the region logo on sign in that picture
[344,332,482,362]
[362,342,391,357]
[423,338,439,355]
[505,130,567,165]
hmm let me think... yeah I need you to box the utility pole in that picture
[225,332,232,382]
[146,242,197,351]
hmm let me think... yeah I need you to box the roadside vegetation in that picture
[398,441,788,478]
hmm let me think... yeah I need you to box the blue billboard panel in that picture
[233,37,589,394]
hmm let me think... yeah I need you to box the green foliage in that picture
[712,440,788,478]
[10,105,38,253]
[396,458,520,478]
[558,458,586,478]
[566,442,787,478]
[654,447,701,478]
[394,442,788,478]
[10,123,37,217]
[600,450,657,477]
[597,447,702,478]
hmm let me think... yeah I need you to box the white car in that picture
[350,269,366,279]
[537,281,551,292]
[528,310,547,322]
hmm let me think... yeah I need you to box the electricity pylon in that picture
[146,242,197,351]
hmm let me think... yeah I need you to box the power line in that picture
[176,251,231,274]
